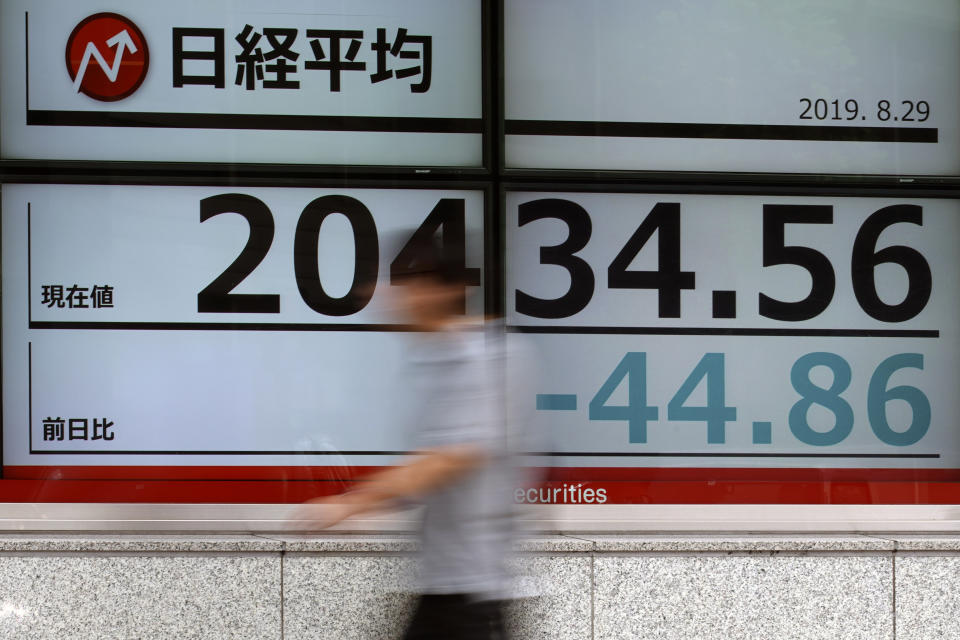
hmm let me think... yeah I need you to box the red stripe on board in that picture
[3,466,960,504]
[535,480,960,505]
[0,479,345,503]
[6,465,960,482]
[0,475,958,504]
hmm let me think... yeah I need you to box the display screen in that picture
[0,0,483,166]
[1,185,486,493]
[505,190,960,502]
[504,0,960,175]
[2,1,958,507]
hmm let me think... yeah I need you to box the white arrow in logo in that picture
[72,29,138,92]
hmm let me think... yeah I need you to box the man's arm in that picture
[293,444,486,529]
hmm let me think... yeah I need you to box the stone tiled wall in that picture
[0,533,955,639]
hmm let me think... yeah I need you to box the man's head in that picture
[390,237,468,330]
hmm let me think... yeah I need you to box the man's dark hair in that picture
[391,235,467,286]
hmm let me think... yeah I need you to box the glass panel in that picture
[1,183,487,502]
[504,0,960,175]
[505,190,960,503]
[0,0,484,166]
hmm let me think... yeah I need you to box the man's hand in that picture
[288,494,370,530]
[288,444,485,530]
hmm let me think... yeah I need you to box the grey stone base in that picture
[0,533,955,639]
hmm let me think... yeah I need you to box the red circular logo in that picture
[65,13,149,102]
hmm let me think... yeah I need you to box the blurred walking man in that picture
[295,239,518,640]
